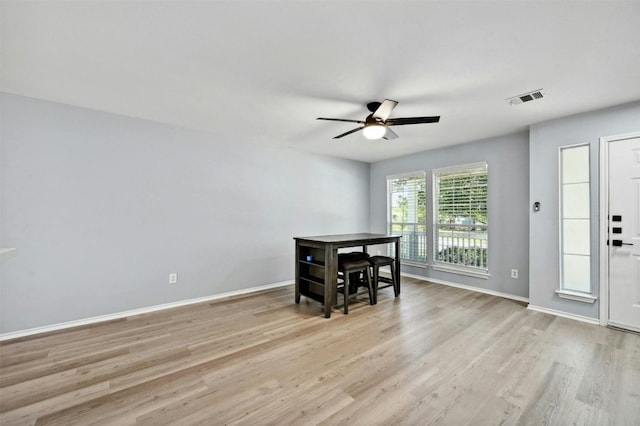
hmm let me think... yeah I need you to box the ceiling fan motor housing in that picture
[367,101,382,113]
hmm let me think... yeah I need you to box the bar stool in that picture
[338,259,374,314]
[338,251,370,267]
[338,252,370,294]
[367,256,398,304]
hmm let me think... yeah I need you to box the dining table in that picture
[293,233,401,318]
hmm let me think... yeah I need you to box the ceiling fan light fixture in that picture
[363,124,386,140]
[317,99,440,140]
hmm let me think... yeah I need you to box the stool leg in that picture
[344,275,349,314]
[372,265,379,304]
[390,262,399,297]
[365,268,375,305]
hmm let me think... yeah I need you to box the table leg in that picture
[324,245,338,318]
[295,241,301,303]
[394,239,401,295]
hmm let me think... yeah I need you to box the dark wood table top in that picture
[294,233,400,245]
[294,233,401,248]
[294,233,401,243]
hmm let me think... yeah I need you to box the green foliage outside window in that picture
[388,175,427,262]
[434,165,488,269]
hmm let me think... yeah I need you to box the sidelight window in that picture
[559,144,591,296]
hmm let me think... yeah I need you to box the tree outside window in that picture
[387,173,427,263]
[433,163,488,270]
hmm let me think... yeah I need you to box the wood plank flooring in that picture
[1,278,639,425]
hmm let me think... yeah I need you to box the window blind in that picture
[433,163,488,269]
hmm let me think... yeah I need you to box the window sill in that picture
[431,263,490,279]
[555,290,597,304]
[401,261,428,269]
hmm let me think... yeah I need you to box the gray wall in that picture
[370,133,530,299]
[529,100,640,318]
[0,94,370,333]
[4,92,638,334]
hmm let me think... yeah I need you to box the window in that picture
[559,144,592,298]
[433,162,488,274]
[387,172,427,264]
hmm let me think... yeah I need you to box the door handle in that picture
[611,240,633,247]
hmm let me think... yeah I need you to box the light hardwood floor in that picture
[1,278,639,425]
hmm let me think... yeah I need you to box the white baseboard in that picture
[606,321,640,333]
[526,304,600,325]
[0,280,293,342]
[401,272,529,303]
[403,272,603,326]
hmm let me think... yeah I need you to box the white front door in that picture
[608,136,640,332]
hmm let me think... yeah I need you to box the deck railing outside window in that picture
[390,223,426,263]
[387,172,427,265]
[433,162,489,271]
[435,224,488,269]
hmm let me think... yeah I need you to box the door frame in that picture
[598,131,640,326]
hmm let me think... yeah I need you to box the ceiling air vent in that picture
[506,89,545,106]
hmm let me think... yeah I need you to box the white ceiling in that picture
[2,1,640,163]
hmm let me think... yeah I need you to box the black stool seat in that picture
[368,255,394,266]
[339,259,374,314]
[338,252,371,293]
[341,258,370,271]
[338,251,370,267]
[367,255,398,304]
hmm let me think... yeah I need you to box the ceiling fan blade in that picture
[317,117,365,124]
[372,99,399,121]
[384,116,440,126]
[333,127,364,139]
[383,127,399,140]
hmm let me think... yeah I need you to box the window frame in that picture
[556,143,596,303]
[386,171,427,266]
[432,162,490,278]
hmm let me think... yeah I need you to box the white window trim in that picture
[401,260,428,269]
[386,170,426,180]
[558,143,593,298]
[431,263,491,279]
[432,161,489,276]
[431,161,488,175]
[555,289,597,304]
[386,171,427,264]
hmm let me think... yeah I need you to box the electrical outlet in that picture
[511,269,518,279]
[169,273,178,284]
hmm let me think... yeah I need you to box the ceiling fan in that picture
[317,99,440,140]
